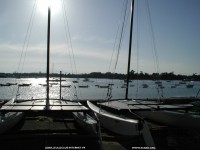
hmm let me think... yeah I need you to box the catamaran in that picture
[0,1,88,134]
[87,0,155,147]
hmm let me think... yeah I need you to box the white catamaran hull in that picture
[0,98,24,134]
[87,101,140,136]
[73,112,97,135]
[136,110,200,129]
[0,112,23,134]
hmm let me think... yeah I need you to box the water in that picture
[0,78,199,100]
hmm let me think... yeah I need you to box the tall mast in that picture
[46,6,51,110]
[125,0,134,100]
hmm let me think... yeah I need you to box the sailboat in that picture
[87,0,155,147]
[86,0,199,130]
[0,2,88,132]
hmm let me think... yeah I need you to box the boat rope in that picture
[127,103,145,132]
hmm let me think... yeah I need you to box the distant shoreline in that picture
[0,71,200,81]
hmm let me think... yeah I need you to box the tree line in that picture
[0,71,199,81]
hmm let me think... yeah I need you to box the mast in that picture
[46,6,51,110]
[60,71,62,100]
[125,0,134,100]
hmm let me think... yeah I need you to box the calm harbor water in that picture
[0,78,200,101]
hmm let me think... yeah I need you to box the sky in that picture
[0,0,200,75]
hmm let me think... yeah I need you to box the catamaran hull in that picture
[73,112,97,135]
[136,110,200,129]
[87,101,140,136]
[0,112,23,134]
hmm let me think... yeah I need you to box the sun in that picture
[37,0,61,15]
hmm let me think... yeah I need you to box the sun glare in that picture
[37,0,61,15]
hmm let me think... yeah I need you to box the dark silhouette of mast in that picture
[125,0,134,100]
[46,6,51,110]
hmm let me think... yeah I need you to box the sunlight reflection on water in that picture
[0,78,199,100]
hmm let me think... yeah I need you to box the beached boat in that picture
[133,99,200,129]
[73,111,97,135]
[136,109,200,129]
[87,101,155,147]
[87,101,139,136]
[86,0,199,131]
[0,98,24,134]
[87,1,155,146]
[86,0,142,136]
[0,3,89,128]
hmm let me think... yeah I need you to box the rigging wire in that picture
[113,0,129,74]
[61,0,82,100]
[145,0,163,99]
[107,0,127,73]
[12,0,38,98]
[61,1,78,75]
[61,0,74,74]
[135,0,140,98]
[145,0,160,74]
[103,0,129,100]
[17,0,38,74]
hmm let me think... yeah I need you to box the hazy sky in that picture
[0,0,200,75]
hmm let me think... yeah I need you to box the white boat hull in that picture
[73,112,97,135]
[136,110,200,129]
[87,101,140,136]
[0,98,24,134]
[0,112,23,134]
